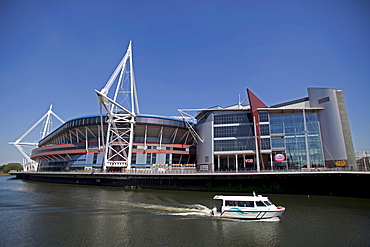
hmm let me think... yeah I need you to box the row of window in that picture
[214,139,256,152]
[32,144,88,155]
[214,125,254,138]
[133,145,189,151]
[214,113,253,125]
[269,113,319,134]
[131,153,195,165]
[225,200,272,207]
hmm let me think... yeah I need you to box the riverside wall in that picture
[10,171,370,198]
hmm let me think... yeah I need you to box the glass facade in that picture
[270,112,324,168]
[214,112,255,152]
[258,111,269,122]
[214,125,254,138]
[261,138,271,150]
[214,113,253,124]
[260,124,270,136]
[214,139,256,151]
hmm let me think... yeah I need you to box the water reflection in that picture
[1,176,369,247]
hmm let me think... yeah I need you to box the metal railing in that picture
[9,167,370,175]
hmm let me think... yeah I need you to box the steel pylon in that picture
[9,105,64,171]
[95,41,140,171]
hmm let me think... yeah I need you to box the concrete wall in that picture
[196,113,214,169]
[308,88,350,166]
[336,90,356,167]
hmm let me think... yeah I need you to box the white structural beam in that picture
[9,105,65,171]
[178,109,203,143]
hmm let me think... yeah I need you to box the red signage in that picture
[274,154,285,162]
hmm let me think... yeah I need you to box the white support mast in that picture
[95,41,139,171]
[9,105,65,171]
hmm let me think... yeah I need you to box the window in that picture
[146,153,157,164]
[214,139,256,151]
[318,97,330,104]
[214,125,254,138]
[258,111,269,122]
[225,201,254,207]
[165,154,170,164]
[92,153,98,164]
[152,153,156,164]
[260,124,270,136]
[271,137,285,148]
[264,201,272,206]
[261,138,271,150]
[256,201,266,207]
[214,113,252,125]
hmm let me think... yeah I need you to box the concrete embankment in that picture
[10,171,370,198]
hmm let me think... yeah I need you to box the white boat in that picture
[211,193,285,220]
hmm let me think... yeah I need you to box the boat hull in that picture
[212,207,285,219]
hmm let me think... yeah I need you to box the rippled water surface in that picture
[0,176,369,246]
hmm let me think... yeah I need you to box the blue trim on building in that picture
[66,113,194,124]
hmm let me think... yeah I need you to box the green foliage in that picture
[0,163,22,173]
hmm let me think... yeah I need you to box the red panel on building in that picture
[247,89,268,110]
[247,89,269,169]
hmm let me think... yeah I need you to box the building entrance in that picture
[214,154,257,172]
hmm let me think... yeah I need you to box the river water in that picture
[0,175,369,247]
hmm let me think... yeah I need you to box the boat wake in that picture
[118,201,281,221]
[120,201,212,217]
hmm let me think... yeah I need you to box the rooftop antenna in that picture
[238,89,249,108]
[9,105,64,171]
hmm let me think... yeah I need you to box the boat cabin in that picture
[213,195,274,208]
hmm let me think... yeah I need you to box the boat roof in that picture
[213,195,269,201]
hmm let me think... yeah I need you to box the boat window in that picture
[264,201,272,206]
[225,201,232,206]
[243,201,254,207]
[225,201,238,206]
[256,201,266,207]
[225,201,254,207]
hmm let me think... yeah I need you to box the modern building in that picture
[30,86,356,172]
[196,88,356,172]
[16,42,356,172]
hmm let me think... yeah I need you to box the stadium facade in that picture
[32,114,197,172]
[25,42,355,172]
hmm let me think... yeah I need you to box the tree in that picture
[0,163,22,173]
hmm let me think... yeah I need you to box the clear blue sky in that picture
[1,0,369,165]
